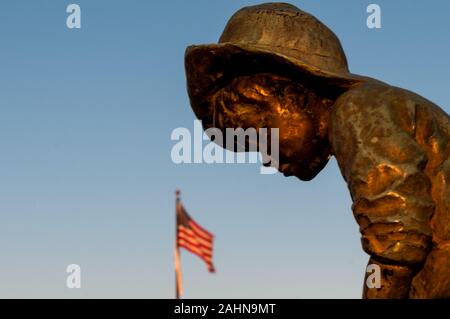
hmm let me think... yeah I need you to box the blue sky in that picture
[0,1,449,298]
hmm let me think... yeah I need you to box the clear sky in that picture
[0,0,449,298]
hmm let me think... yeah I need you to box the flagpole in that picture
[175,189,181,299]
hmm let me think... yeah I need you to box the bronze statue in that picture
[184,3,450,298]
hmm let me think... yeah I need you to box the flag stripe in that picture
[178,240,212,262]
[178,243,214,272]
[178,239,204,257]
[178,226,213,248]
[177,232,212,253]
[177,233,213,257]
[189,219,214,239]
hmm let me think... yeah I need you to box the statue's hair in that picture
[210,73,334,131]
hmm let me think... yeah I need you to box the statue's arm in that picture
[329,85,434,298]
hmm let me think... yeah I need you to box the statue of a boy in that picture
[185,3,450,298]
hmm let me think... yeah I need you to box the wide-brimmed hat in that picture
[185,2,368,125]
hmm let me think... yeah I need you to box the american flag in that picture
[176,201,215,273]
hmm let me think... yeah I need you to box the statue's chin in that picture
[295,172,319,182]
[279,161,328,181]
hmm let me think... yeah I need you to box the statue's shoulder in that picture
[333,81,413,115]
[331,80,449,132]
[331,81,425,134]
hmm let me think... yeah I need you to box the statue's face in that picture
[210,73,334,180]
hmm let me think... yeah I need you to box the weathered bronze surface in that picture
[185,3,450,298]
